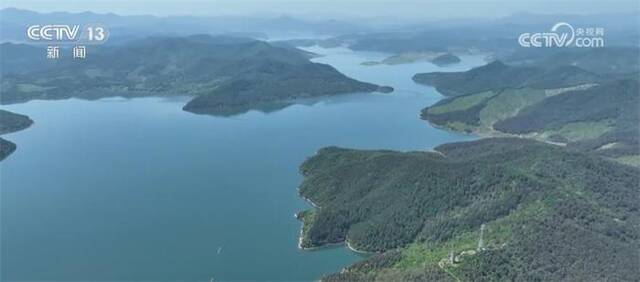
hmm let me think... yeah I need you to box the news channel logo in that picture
[26,24,109,59]
[27,24,109,44]
[518,22,605,48]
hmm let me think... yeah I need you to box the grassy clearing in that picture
[444,121,479,133]
[540,120,613,142]
[391,200,548,273]
[483,201,549,245]
[614,155,640,167]
[427,91,496,115]
[17,83,54,92]
[427,88,548,134]
[479,88,547,129]
[393,232,477,270]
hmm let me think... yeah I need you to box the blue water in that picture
[0,47,483,281]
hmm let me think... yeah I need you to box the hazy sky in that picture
[1,0,639,19]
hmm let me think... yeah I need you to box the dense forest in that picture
[0,35,389,116]
[298,138,639,281]
[415,47,639,166]
[412,60,601,97]
[413,48,638,96]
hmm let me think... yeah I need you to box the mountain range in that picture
[0,35,389,116]
[0,8,367,43]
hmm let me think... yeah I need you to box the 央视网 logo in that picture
[518,22,604,48]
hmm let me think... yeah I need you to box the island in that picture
[361,52,461,66]
[430,53,461,66]
[0,109,33,160]
[297,138,639,281]
[0,35,392,116]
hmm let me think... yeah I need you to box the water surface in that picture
[1,47,483,281]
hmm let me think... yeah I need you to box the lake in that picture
[0,47,484,281]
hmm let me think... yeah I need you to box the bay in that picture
[0,46,484,281]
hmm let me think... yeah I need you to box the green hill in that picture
[412,60,600,97]
[494,79,639,157]
[182,56,383,115]
[360,52,461,67]
[431,53,461,66]
[503,47,640,76]
[0,137,17,161]
[0,109,32,134]
[421,73,638,165]
[0,35,387,116]
[298,138,639,281]
[417,48,639,166]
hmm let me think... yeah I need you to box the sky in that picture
[1,0,639,19]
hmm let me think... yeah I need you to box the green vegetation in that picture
[298,138,639,281]
[503,47,640,76]
[0,36,389,116]
[0,109,32,135]
[297,209,317,249]
[426,91,496,115]
[0,109,33,160]
[616,155,640,167]
[538,120,613,142]
[382,52,439,65]
[478,88,548,129]
[0,137,17,161]
[412,60,600,97]
[495,79,639,159]
[361,52,461,66]
[393,232,477,270]
[431,53,461,66]
[417,50,639,165]
[16,84,54,93]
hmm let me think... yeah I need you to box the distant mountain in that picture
[0,35,388,116]
[298,138,639,281]
[431,53,461,66]
[281,12,639,56]
[501,47,640,76]
[0,8,367,43]
[0,109,33,161]
[358,52,461,67]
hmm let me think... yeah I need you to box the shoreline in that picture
[424,117,568,147]
[296,231,372,255]
[294,205,372,254]
[345,238,372,254]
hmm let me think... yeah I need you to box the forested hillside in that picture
[415,48,639,166]
[412,60,600,97]
[0,35,387,116]
[298,138,639,281]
